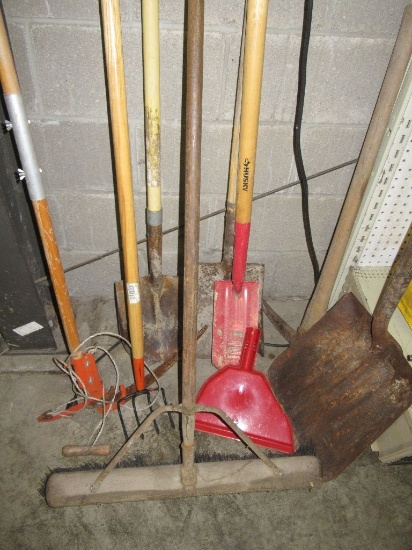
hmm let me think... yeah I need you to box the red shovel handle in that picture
[239,327,261,372]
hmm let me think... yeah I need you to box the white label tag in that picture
[13,321,43,336]
[126,282,140,304]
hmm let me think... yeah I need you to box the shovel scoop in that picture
[268,229,412,480]
[196,327,295,453]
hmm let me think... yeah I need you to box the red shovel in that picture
[196,327,295,453]
[212,0,267,368]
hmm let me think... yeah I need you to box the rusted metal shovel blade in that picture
[212,280,260,369]
[267,292,412,481]
[115,276,179,367]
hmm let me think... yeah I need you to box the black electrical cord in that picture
[293,0,320,285]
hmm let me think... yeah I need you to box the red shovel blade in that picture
[212,280,259,369]
[197,328,294,453]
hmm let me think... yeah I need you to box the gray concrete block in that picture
[60,249,123,299]
[3,0,51,18]
[30,24,106,117]
[88,194,120,251]
[267,0,330,32]
[7,23,40,114]
[304,36,395,125]
[3,0,130,22]
[262,33,300,122]
[262,251,320,298]
[201,123,232,194]
[223,32,301,123]
[287,125,366,195]
[160,31,184,121]
[157,122,184,195]
[54,193,94,251]
[29,23,141,119]
[29,120,114,193]
[247,193,344,253]
[328,0,407,36]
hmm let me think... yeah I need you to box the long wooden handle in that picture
[0,10,81,355]
[235,0,268,224]
[100,0,145,390]
[142,0,161,213]
[181,0,204,487]
[232,0,268,293]
[300,5,412,332]
[142,0,163,281]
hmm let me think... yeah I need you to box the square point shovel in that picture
[197,3,265,361]
[212,0,268,369]
[267,227,412,480]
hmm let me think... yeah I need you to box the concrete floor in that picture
[0,299,411,549]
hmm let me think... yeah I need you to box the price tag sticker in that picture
[126,282,140,304]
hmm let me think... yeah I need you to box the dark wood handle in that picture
[62,444,112,457]
[373,226,412,339]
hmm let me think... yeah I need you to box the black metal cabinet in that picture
[0,100,57,352]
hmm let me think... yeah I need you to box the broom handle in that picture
[232,0,268,293]
[0,11,81,356]
[142,0,163,282]
[100,0,145,390]
[300,5,412,331]
[181,0,204,487]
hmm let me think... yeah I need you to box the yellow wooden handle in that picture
[236,0,268,224]
[0,12,20,94]
[142,0,162,213]
[100,0,144,381]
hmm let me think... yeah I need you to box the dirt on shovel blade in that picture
[115,277,179,367]
[267,292,412,481]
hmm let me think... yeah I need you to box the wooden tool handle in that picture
[300,5,412,332]
[372,226,412,340]
[62,444,112,457]
[235,0,268,224]
[142,0,162,212]
[100,0,145,390]
[0,10,81,356]
[0,13,20,94]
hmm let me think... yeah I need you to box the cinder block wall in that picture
[3,0,409,300]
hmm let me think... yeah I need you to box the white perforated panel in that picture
[331,57,412,306]
[356,107,412,267]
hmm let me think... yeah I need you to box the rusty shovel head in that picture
[115,275,179,367]
[267,292,412,481]
[197,262,264,360]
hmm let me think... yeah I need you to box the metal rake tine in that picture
[117,400,129,441]
[147,392,160,435]
[161,387,176,429]
[131,394,145,440]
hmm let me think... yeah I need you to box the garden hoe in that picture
[45,0,321,507]
[115,0,179,368]
[197,1,265,362]
[268,227,412,481]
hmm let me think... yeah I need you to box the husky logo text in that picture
[242,158,250,191]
